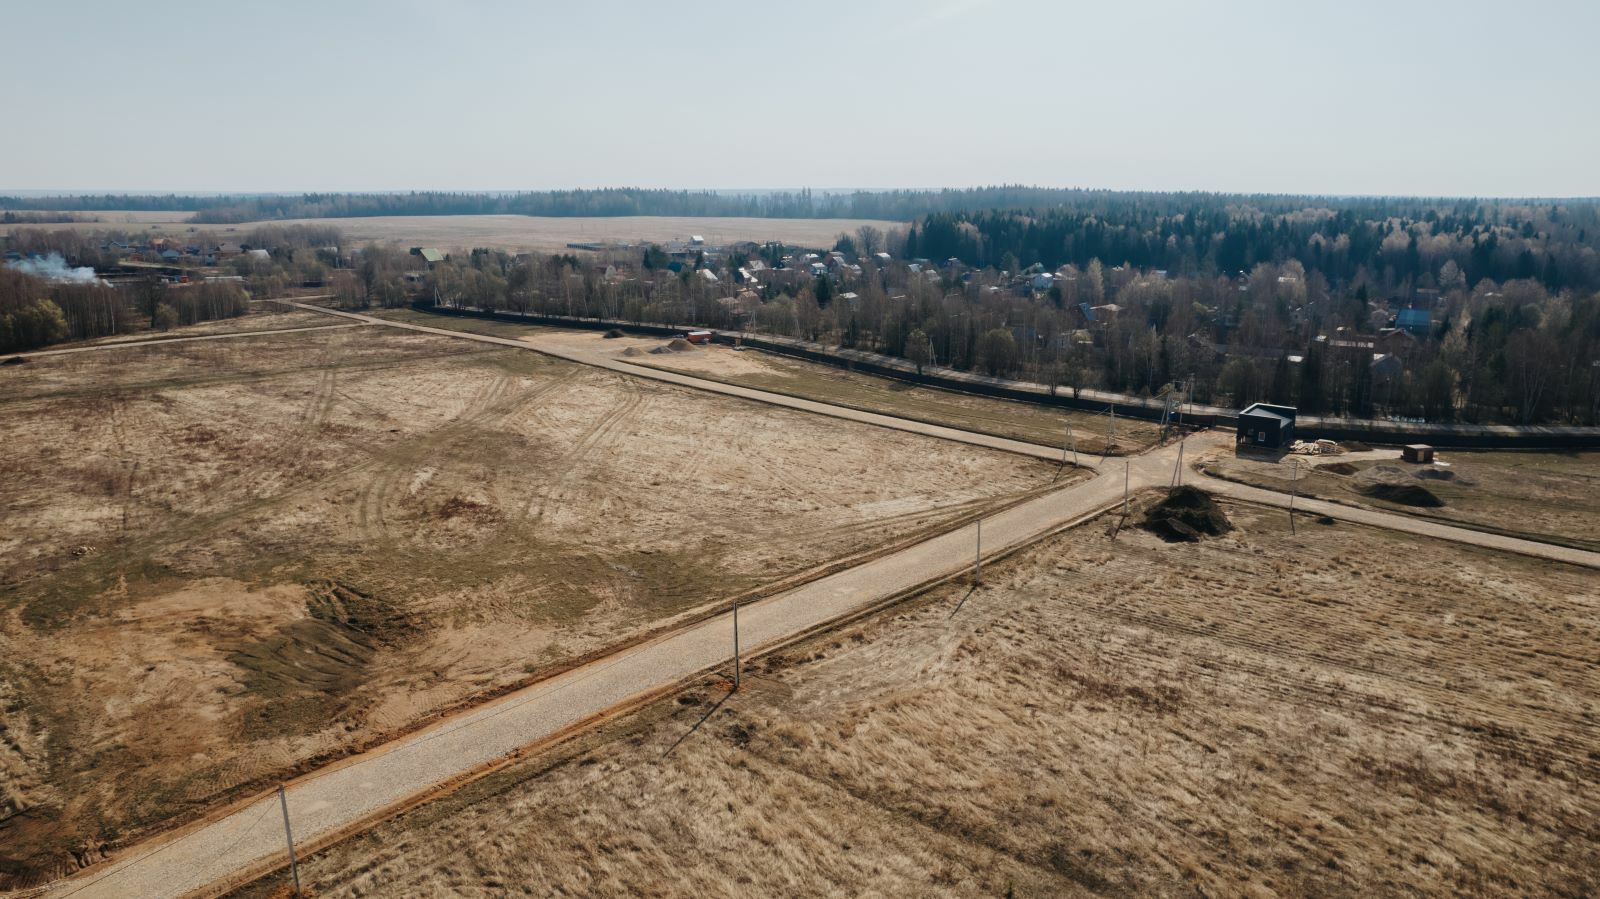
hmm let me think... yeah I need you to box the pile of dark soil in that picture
[1340,440,1372,452]
[1322,462,1358,476]
[621,346,645,357]
[1140,486,1233,543]
[2,355,27,365]
[1414,468,1455,481]
[603,328,625,338]
[1357,482,1445,507]
[666,337,695,351]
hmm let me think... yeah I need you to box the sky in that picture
[2,0,1597,197]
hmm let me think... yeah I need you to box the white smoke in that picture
[5,252,104,284]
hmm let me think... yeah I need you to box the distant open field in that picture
[0,321,1055,887]
[371,308,1163,455]
[229,498,1600,898]
[1203,449,1600,552]
[1,212,906,253]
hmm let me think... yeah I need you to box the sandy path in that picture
[281,302,1600,572]
[7,323,361,359]
[1191,471,1600,569]
[278,303,1078,463]
[36,425,1596,896]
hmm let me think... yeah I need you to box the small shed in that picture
[685,330,713,345]
[1237,403,1297,449]
[1403,444,1435,464]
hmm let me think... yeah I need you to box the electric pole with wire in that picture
[974,517,983,585]
[1289,458,1301,534]
[731,600,741,690]
[278,785,301,897]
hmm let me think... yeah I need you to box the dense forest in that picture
[8,187,1597,237]
[911,201,1600,293]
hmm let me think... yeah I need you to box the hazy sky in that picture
[3,0,1596,197]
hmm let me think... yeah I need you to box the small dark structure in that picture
[1403,443,1435,464]
[1237,403,1297,449]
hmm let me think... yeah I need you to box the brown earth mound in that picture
[667,338,695,352]
[603,328,625,338]
[1414,468,1455,481]
[1339,440,1372,452]
[1140,486,1233,543]
[1321,462,1358,476]
[621,346,644,357]
[1357,482,1445,507]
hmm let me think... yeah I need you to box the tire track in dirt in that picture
[524,374,645,524]
[1048,553,1600,777]
[353,366,583,541]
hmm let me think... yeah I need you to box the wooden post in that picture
[1289,458,1300,534]
[278,785,300,896]
[1123,461,1130,516]
[974,518,982,585]
[732,600,740,691]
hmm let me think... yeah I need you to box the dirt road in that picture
[278,302,1080,463]
[1191,471,1600,568]
[279,303,1600,571]
[7,322,360,359]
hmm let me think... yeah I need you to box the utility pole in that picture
[1289,458,1301,535]
[731,600,741,691]
[1123,461,1130,516]
[278,785,301,897]
[974,518,983,585]
[1172,436,1186,487]
[1108,405,1116,455]
[1062,422,1077,468]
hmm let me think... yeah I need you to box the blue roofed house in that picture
[1396,308,1432,336]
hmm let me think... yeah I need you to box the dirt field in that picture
[1204,449,1600,552]
[372,309,1161,455]
[2,213,905,253]
[0,324,1058,887]
[227,498,1600,899]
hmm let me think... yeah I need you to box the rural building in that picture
[1403,444,1435,463]
[411,247,446,268]
[1236,402,1297,449]
[1396,308,1433,335]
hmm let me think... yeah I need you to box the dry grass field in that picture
[228,499,1600,899]
[372,309,1161,455]
[2,213,905,253]
[1204,450,1600,552]
[0,323,1058,887]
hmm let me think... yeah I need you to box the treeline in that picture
[397,244,1599,426]
[1,267,249,354]
[13,187,1596,231]
[911,201,1600,293]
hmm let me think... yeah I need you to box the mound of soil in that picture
[603,328,625,338]
[1140,486,1233,543]
[2,355,25,365]
[666,337,695,352]
[1357,482,1445,507]
[621,346,645,357]
[1321,462,1358,476]
[1414,468,1455,481]
[1340,440,1372,452]
[649,345,675,355]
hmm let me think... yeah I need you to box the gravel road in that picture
[38,307,1592,899]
